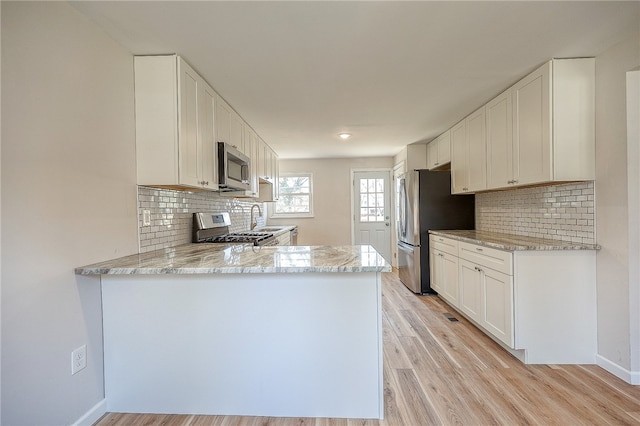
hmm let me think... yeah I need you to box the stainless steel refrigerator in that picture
[397,170,475,294]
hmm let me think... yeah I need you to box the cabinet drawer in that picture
[430,235,458,256]
[459,241,512,275]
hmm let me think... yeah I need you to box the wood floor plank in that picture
[95,271,640,426]
[393,368,442,425]
[381,313,413,370]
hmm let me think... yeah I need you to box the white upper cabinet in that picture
[215,95,246,155]
[486,89,513,189]
[134,54,278,196]
[135,55,217,190]
[451,108,487,194]
[485,58,595,190]
[245,126,259,197]
[511,61,552,186]
[467,108,487,192]
[426,130,451,170]
[452,58,594,194]
[513,58,595,185]
[451,120,468,193]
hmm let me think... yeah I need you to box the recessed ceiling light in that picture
[338,133,351,140]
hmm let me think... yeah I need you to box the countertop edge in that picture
[429,230,600,251]
[75,265,393,275]
[74,244,392,276]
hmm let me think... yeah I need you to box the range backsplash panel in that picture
[137,186,262,253]
[475,181,595,245]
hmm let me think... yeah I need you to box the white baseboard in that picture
[72,399,107,426]
[596,355,640,385]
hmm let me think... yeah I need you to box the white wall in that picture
[627,68,640,380]
[269,158,393,246]
[595,30,640,383]
[1,2,138,424]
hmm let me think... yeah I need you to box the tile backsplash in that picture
[138,181,596,253]
[137,186,263,253]
[475,181,595,244]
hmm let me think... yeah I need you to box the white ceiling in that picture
[70,1,639,159]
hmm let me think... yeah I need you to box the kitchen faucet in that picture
[250,204,262,230]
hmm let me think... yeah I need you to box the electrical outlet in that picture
[143,210,151,226]
[71,345,87,375]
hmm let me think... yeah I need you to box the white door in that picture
[353,171,391,262]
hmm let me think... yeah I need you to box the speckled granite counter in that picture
[75,243,391,275]
[429,230,599,251]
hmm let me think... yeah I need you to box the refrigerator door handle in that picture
[398,178,407,239]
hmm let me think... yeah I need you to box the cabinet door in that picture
[442,251,459,306]
[198,82,217,189]
[459,259,482,322]
[451,120,468,194]
[512,61,551,185]
[178,59,201,188]
[486,89,512,190]
[263,145,274,181]
[426,141,439,170]
[272,148,280,200]
[437,130,451,166]
[482,267,514,347]
[466,108,487,192]
[215,95,231,145]
[430,248,444,294]
[230,112,245,154]
[245,126,259,196]
[256,137,266,178]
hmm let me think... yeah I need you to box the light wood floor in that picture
[96,271,640,426]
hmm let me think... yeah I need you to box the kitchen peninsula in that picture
[76,244,390,419]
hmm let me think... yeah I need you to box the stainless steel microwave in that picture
[218,142,250,191]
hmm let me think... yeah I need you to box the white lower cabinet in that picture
[430,235,460,306]
[459,258,513,347]
[431,249,459,305]
[429,234,596,364]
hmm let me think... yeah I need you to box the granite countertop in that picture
[75,244,391,275]
[429,230,600,251]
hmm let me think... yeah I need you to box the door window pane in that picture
[358,178,385,222]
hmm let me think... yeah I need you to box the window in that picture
[358,177,385,222]
[272,173,313,218]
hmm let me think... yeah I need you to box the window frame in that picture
[271,172,314,219]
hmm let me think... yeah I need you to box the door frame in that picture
[350,168,394,263]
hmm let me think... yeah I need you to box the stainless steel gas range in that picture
[193,212,277,246]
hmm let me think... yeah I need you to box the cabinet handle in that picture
[463,187,469,191]
[435,162,439,166]
[474,266,483,272]
[475,247,483,252]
